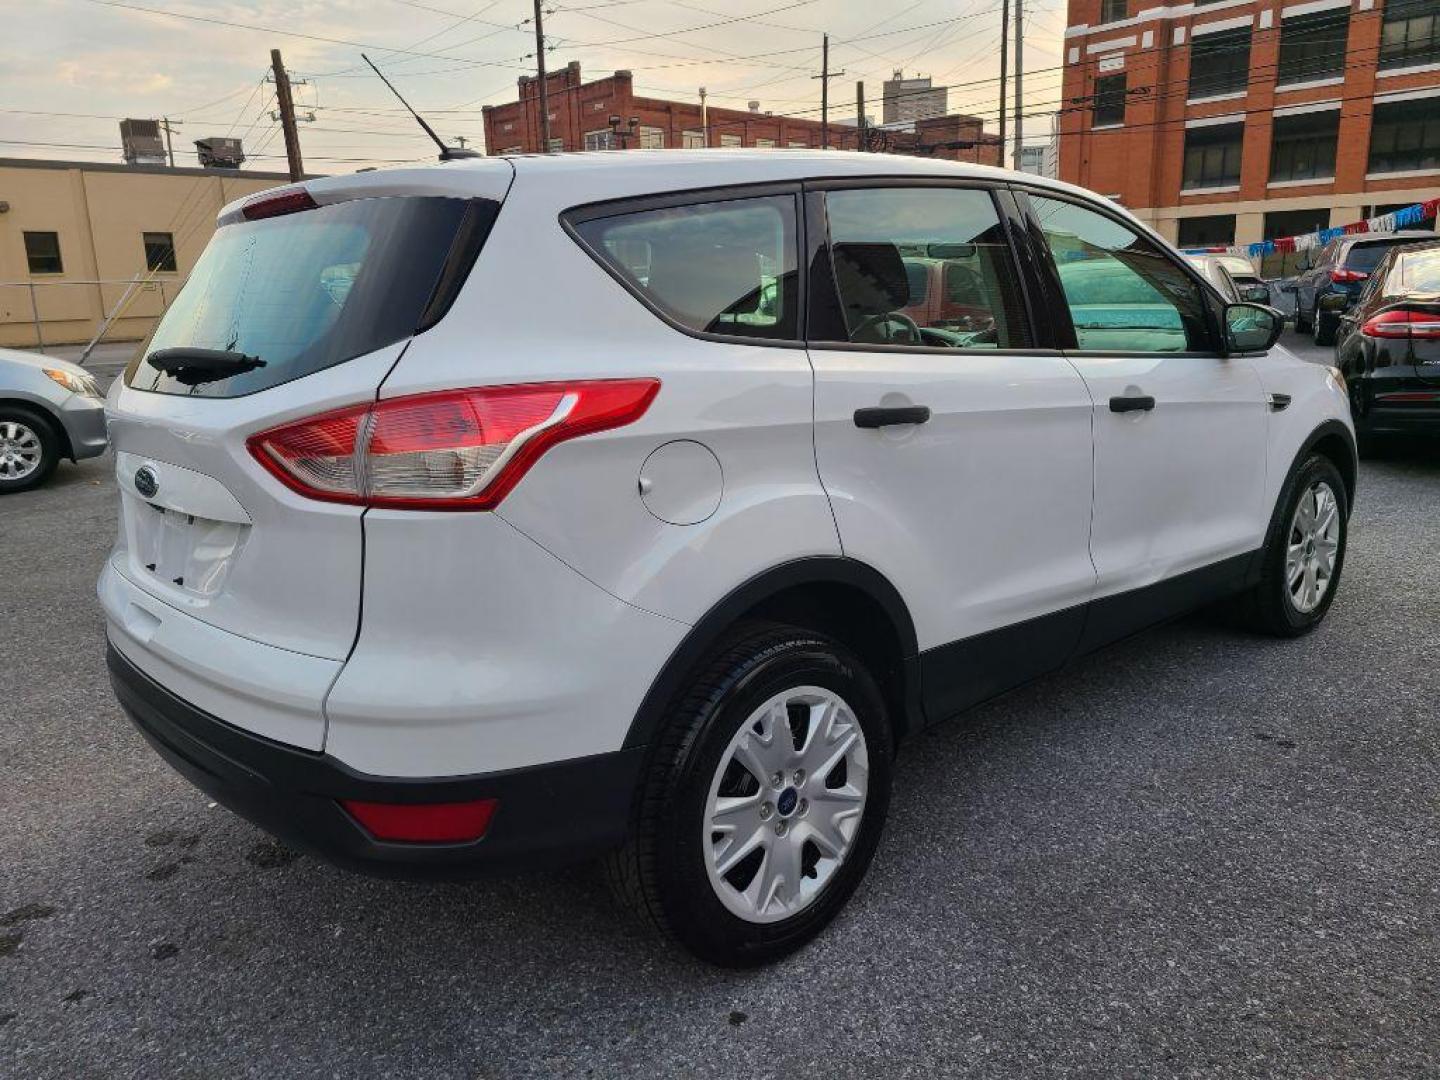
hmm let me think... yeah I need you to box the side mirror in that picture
[1225,302,1283,354]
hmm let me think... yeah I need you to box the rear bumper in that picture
[108,641,642,877]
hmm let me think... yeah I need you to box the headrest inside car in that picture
[832,243,911,318]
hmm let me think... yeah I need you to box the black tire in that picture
[1233,453,1348,637]
[605,621,894,967]
[0,405,60,494]
[1313,308,1336,347]
[1294,302,1311,333]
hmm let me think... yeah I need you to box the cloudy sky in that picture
[2,0,1068,172]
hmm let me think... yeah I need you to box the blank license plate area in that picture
[131,500,247,598]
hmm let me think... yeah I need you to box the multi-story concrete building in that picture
[481,62,1000,165]
[882,71,949,124]
[1058,0,1439,269]
[0,158,296,347]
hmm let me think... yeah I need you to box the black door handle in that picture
[1109,395,1156,414]
[854,405,932,429]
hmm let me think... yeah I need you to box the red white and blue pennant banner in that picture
[1182,196,1440,260]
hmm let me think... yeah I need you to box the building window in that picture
[1100,0,1126,23]
[1093,73,1127,126]
[1381,0,1440,70]
[1182,122,1244,189]
[682,129,706,148]
[1188,26,1251,99]
[637,126,665,149]
[23,231,62,274]
[719,133,742,147]
[143,231,177,273]
[788,139,808,148]
[546,137,564,153]
[1260,208,1330,277]
[1277,9,1349,85]
[1368,97,1440,174]
[583,129,616,150]
[1176,215,1236,248]
[499,145,523,155]
[573,194,798,339]
[755,138,777,148]
[1269,109,1339,182]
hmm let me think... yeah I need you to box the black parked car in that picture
[1290,231,1436,347]
[1333,239,1440,445]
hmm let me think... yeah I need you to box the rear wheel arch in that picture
[1256,420,1356,574]
[623,558,922,752]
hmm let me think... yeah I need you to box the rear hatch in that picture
[107,166,509,679]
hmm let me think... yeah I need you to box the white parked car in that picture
[101,151,1355,966]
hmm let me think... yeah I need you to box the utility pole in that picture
[699,87,708,147]
[270,49,305,181]
[533,0,552,152]
[855,80,867,151]
[998,0,1009,167]
[159,117,181,168]
[1013,0,1024,170]
[811,33,844,150]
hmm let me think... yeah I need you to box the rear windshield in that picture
[127,195,491,397]
[1345,239,1421,273]
[1397,249,1440,292]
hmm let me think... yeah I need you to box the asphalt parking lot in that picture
[3,333,1438,1078]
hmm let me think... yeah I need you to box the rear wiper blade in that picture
[146,347,265,386]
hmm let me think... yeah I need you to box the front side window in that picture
[1277,9,1349,84]
[1269,109,1339,182]
[817,186,1031,350]
[1188,26,1252,99]
[1380,0,1440,70]
[1368,97,1440,174]
[1031,195,1213,353]
[1093,73,1127,127]
[1182,122,1244,188]
[572,194,798,340]
[143,231,177,272]
[23,231,62,274]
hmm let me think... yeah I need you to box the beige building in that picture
[0,158,300,348]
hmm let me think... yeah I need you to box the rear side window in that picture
[571,195,798,340]
[818,186,1032,350]
[1346,240,1416,273]
[127,196,491,398]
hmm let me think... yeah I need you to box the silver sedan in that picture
[0,348,109,493]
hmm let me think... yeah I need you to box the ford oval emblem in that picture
[134,465,159,500]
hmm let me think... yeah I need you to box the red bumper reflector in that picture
[341,798,498,843]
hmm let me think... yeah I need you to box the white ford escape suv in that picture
[101,151,1355,967]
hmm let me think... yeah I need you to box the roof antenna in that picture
[361,53,479,161]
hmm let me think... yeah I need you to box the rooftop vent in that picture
[120,119,167,165]
[194,137,245,170]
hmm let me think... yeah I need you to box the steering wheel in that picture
[850,310,924,344]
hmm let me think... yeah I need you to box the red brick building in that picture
[481,62,1002,165]
[1058,0,1439,264]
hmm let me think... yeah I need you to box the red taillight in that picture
[341,798,497,843]
[1330,268,1368,284]
[1361,308,1440,340]
[247,379,660,510]
[241,188,318,221]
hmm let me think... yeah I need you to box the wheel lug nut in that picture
[798,798,808,816]
[759,802,773,820]
[774,821,787,836]
[792,769,806,786]
[770,772,784,788]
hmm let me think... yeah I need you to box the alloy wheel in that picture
[1286,480,1341,614]
[0,421,43,481]
[703,685,869,924]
